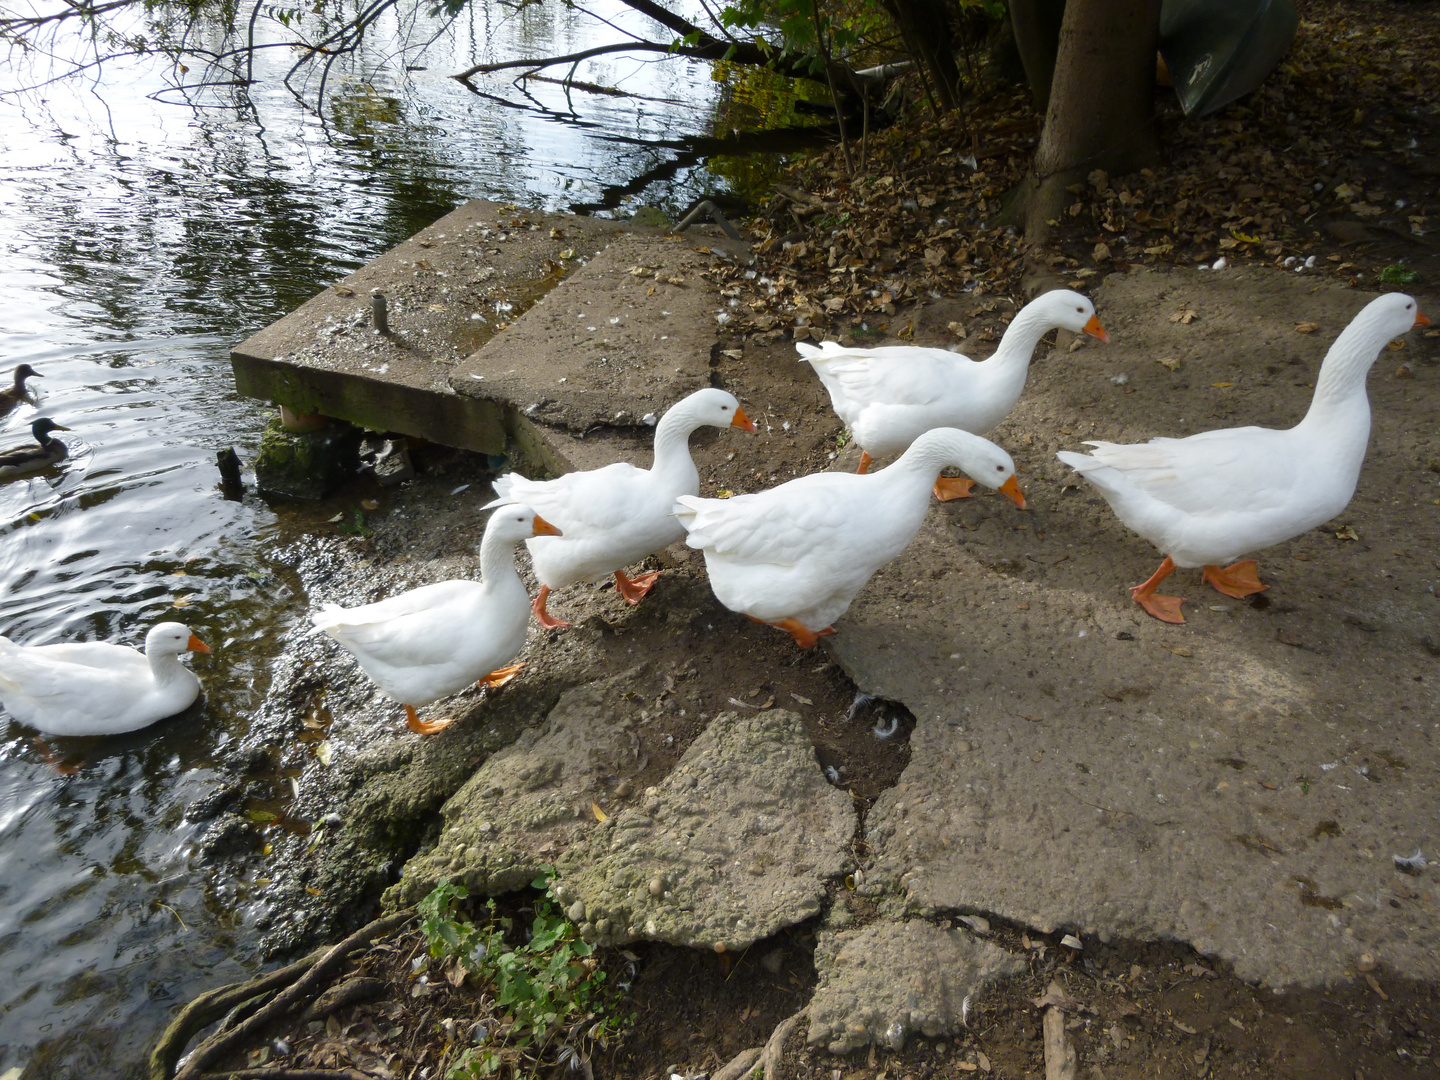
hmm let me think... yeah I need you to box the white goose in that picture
[484,387,755,628]
[312,505,558,734]
[675,427,1024,648]
[1057,292,1428,624]
[798,289,1107,498]
[0,621,210,737]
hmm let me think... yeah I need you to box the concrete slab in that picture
[232,199,634,454]
[825,266,1440,989]
[449,232,730,474]
[232,198,750,479]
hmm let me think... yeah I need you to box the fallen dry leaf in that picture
[1295,321,1319,333]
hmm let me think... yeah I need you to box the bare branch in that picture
[456,40,673,80]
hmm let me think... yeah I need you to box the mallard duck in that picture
[0,418,71,479]
[675,427,1024,648]
[484,387,756,628]
[312,505,559,734]
[0,364,41,417]
[1057,292,1429,624]
[0,621,210,737]
[798,289,1107,499]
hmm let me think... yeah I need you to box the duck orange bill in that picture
[187,634,211,654]
[731,406,758,432]
[998,475,1026,509]
[1083,315,1109,343]
[1416,310,1431,327]
[531,514,562,537]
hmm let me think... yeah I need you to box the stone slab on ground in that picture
[808,920,1026,1053]
[554,708,857,950]
[390,669,653,905]
[825,266,1440,989]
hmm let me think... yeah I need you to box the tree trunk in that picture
[1009,0,1068,112]
[1023,0,1161,243]
[880,0,963,112]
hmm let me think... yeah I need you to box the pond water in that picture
[0,5,811,1074]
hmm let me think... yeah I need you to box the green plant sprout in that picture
[418,873,631,1079]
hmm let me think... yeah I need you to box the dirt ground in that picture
[191,1,1440,1076]
[208,260,1438,1078]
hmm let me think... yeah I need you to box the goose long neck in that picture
[479,531,525,588]
[147,649,189,685]
[990,303,1057,371]
[1300,314,1389,428]
[891,436,963,490]
[650,406,702,486]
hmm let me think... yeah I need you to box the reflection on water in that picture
[0,2,805,1074]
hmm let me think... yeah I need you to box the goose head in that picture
[485,504,562,545]
[669,387,757,433]
[1355,292,1429,338]
[1035,289,1108,343]
[145,621,210,657]
[910,427,1026,508]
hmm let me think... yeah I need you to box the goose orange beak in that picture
[998,475,1027,509]
[187,634,211,654]
[1083,315,1109,343]
[531,514,562,537]
[731,406,757,433]
[1416,310,1431,327]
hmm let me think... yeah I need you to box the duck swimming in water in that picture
[0,418,70,479]
[0,364,41,417]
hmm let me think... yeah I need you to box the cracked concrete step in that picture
[230,197,749,476]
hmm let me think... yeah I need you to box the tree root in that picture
[299,976,389,1023]
[193,1070,375,1080]
[762,1004,810,1080]
[711,1003,809,1080]
[712,1046,763,1080]
[154,910,414,1080]
[149,948,328,1080]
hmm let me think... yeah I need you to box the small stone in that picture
[567,901,587,924]
[649,876,666,898]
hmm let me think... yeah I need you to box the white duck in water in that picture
[312,506,559,734]
[0,621,210,737]
[675,427,1024,648]
[484,387,756,628]
[797,289,1107,498]
[1057,292,1429,624]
